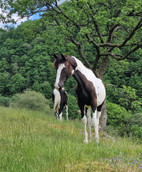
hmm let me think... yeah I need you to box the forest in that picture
[0,0,142,138]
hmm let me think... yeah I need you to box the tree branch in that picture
[70,37,91,68]
[85,33,99,49]
[127,10,142,17]
[92,54,101,73]
[120,18,142,47]
[87,2,104,43]
[100,43,142,60]
[85,33,101,71]
[107,24,120,43]
[123,44,142,59]
[54,2,80,29]
[98,56,109,79]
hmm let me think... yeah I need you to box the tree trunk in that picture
[98,56,109,79]
[99,100,107,130]
[97,56,109,130]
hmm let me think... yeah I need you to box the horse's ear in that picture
[53,54,58,59]
[69,57,77,69]
[61,54,67,61]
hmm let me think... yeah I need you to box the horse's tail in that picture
[53,88,61,112]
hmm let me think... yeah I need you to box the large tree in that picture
[1,0,142,128]
[1,0,142,77]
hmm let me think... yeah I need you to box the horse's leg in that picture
[82,114,88,143]
[65,105,69,120]
[56,112,59,120]
[58,103,65,120]
[78,101,88,143]
[97,111,101,130]
[92,110,99,143]
[58,107,63,120]
[87,107,92,141]
[59,112,62,120]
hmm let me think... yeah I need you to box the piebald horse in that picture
[53,54,106,143]
[52,88,68,120]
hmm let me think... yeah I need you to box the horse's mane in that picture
[71,56,85,69]
[71,56,98,80]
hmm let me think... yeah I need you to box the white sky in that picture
[0,8,29,29]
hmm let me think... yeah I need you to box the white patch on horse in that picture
[71,69,75,75]
[53,88,61,112]
[92,110,99,143]
[55,64,65,88]
[72,56,106,106]
[82,115,88,143]
[59,112,63,120]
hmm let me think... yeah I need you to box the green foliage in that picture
[0,72,10,95]
[10,90,50,113]
[105,58,142,113]
[15,20,45,43]
[0,58,9,72]
[68,94,79,119]
[128,57,142,97]
[106,85,142,113]
[129,113,142,138]
[0,95,10,107]
[107,102,142,138]
[118,86,142,112]
[131,125,142,138]
[9,73,26,94]
[39,81,52,99]
[105,59,130,87]
[130,113,142,127]
[107,101,130,126]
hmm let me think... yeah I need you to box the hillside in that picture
[0,106,142,172]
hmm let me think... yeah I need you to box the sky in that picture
[0,0,66,29]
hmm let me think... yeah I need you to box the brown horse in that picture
[53,54,106,143]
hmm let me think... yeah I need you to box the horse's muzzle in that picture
[54,85,64,91]
[58,82,65,90]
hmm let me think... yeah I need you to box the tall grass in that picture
[0,106,142,172]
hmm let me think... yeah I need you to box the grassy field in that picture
[0,106,142,172]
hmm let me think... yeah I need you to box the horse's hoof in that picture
[83,140,88,144]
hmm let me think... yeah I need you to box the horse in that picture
[52,88,69,120]
[53,54,106,143]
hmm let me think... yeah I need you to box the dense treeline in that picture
[0,19,79,118]
[0,0,142,137]
[0,19,141,109]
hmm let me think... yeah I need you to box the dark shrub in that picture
[0,95,10,107]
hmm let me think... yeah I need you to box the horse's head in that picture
[53,54,77,89]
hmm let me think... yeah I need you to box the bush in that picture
[66,94,79,119]
[129,113,142,138]
[107,101,129,126]
[131,125,142,138]
[40,81,52,99]
[0,95,10,107]
[107,103,142,138]
[130,113,142,127]
[107,101,132,136]
[10,90,51,113]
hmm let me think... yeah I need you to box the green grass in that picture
[0,106,142,172]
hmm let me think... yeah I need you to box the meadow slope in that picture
[0,107,142,172]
